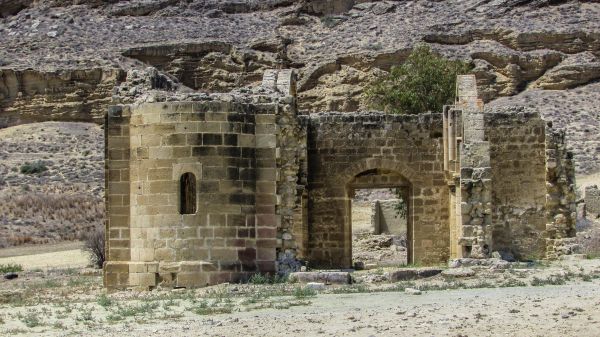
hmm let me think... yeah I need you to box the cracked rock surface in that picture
[0,0,599,174]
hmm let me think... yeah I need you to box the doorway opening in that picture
[351,187,409,268]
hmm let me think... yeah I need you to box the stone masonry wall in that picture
[104,105,132,288]
[485,108,548,259]
[306,112,449,268]
[105,97,297,289]
[371,199,407,236]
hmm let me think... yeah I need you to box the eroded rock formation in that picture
[1,0,599,174]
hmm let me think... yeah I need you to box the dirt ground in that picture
[0,250,88,271]
[352,200,407,267]
[2,255,600,336]
[95,282,600,337]
[0,242,84,258]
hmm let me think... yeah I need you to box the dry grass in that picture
[0,122,104,248]
[0,193,103,248]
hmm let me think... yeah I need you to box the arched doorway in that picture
[346,169,413,268]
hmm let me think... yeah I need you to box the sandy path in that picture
[83,282,600,337]
[0,241,84,258]
[0,249,88,270]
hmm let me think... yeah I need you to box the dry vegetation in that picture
[1,258,600,336]
[0,122,104,248]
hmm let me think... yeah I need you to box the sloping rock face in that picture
[0,68,124,127]
[0,0,599,173]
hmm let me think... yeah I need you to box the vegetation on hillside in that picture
[365,45,472,114]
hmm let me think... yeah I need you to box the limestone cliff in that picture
[0,0,599,173]
[0,68,124,127]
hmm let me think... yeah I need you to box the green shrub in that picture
[114,302,158,317]
[320,15,345,28]
[191,300,233,315]
[365,45,472,114]
[20,161,48,174]
[97,294,113,307]
[19,310,41,328]
[248,273,270,285]
[292,286,317,299]
[247,273,288,284]
[531,276,566,286]
[0,263,23,273]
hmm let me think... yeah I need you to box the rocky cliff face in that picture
[0,68,124,127]
[0,0,599,174]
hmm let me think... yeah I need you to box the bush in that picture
[248,273,270,285]
[0,263,23,273]
[292,286,317,299]
[96,294,113,307]
[19,161,48,174]
[247,273,288,284]
[365,45,472,114]
[82,225,105,269]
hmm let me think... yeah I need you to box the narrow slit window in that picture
[180,172,197,214]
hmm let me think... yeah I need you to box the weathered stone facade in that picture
[104,71,577,289]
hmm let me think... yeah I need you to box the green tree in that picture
[365,45,472,114]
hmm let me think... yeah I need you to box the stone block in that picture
[386,268,442,281]
[256,134,276,148]
[288,271,351,284]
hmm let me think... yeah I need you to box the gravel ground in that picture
[2,256,600,336]
[98,283,600,337]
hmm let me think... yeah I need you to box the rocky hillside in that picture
[0,121,104,247]
[1,0,599,174]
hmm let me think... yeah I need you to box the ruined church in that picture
[104,72,577,289]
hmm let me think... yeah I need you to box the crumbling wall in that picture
[275,95,306,273]
[585,185,600,215]
[306,112,449,268]
[545,127,577,259]
[485,108,548,260]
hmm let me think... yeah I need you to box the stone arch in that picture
[305,112,450,268]
[343,163,416,268]
[336,157,420,186]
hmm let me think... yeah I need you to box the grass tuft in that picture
[292,286,317,299]
[97,294,113,307]
[0,263,23,273]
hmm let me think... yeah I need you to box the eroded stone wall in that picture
[545,127,577,259]
[585,185,600,215]
[485,108,548,259]
[104,105,132,288]
[306,112,449,268]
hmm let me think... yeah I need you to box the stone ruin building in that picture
[104,71,577,289]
